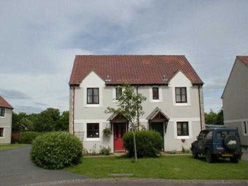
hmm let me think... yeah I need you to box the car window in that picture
[206,131,213,140]
[216,131,236,140]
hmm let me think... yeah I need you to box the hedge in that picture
[30,132,83,169]
[18,131,44,144]
[123,130,163,158]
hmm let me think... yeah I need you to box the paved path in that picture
[0,147,87,186]
[21,179,248,186]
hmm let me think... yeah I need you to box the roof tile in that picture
[237,56,248,66]
[69,55,203,85]
[0,96,13,109]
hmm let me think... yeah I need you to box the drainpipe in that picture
[136,86,140,130]
[198,85,203,130]
[72,86,75,136]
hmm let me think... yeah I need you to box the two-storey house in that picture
[69,55,205,153]
[222,56,248,147]
[0,96,13,144]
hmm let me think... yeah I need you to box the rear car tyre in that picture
[224,135,239,152]
[192,147,198,159]
[205,149,213,163]
[230,157,239,163]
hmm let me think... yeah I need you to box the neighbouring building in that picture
[0,96,13,144]
[222,56,248,147]
[69,55,205,153]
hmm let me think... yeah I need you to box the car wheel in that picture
[192,147,198,159]
[230,157,239,163]
[205,149,213,163]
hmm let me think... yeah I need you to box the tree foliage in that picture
[12,108,69,132]
[205,109,223,125]
[106,83,146,162]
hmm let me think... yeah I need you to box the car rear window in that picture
[216,131,236,140]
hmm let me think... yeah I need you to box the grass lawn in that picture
[66,155,248,180]
[0,144,28,151]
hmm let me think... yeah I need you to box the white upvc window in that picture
[150,87,162,102]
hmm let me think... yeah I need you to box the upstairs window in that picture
[152,87,159,100]
[87,123,99,138]
[116,87,122,99]
[0,108,5,117]
[177,122,189,136]
[87,88,99,104]
[175,87,187,103]
[0,128,3,137]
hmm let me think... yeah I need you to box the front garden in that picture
[66,155,248,180]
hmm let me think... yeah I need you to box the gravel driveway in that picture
[0,146,87,186]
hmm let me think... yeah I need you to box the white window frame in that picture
[174,120,192,139]
[149,87,162,102]
[172,86,191,106]
[85,121,101,141]
[112,87,124,102]
[84,87,102,107]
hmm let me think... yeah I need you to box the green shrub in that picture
[100,146,111,155]
[30,132,83,169]
[123,130,163,158]
[19,131,44,144]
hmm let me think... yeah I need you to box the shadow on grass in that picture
[191,155,235,164]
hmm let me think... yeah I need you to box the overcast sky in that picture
[0,0,247,114]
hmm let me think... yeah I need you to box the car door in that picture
[197,130,209,153]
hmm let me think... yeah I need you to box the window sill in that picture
[176,136,190,139]
[86,138,101,142]
[150,99,162,103]
[85,104,101,107]
[174,103,190,107]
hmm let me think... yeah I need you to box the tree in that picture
[34,108,60,132]
[205,109,223,125]
[57,111,69,131]
[106,84,146,162]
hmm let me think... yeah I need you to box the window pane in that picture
[94,96,99,103]
[0,109,5,117]
[176,88,180,95]
[0,128,3,137]
[181,88,186,95]
[88,89,92,96]
[176,95,181,102]
[244,121,247,134]
[94,88,99,96]
[182,95,186,102]
[116,87,122,98]
[153,88,159,99]
[88,96,92,103]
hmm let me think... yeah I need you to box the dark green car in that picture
[191,127,243,163]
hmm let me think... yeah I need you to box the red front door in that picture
[114,123,127,151]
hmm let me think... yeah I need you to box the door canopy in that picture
[107,113,128,123]
[146,107,169,122]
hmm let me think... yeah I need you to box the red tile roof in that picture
[69,55,203,86]
[237,56,248,66]
[0,96,13,109]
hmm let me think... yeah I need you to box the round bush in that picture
[123,130,163,158]
[30,132,83,169]
[19,131,44,144]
